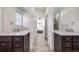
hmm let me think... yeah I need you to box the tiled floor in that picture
[31,34,49,52]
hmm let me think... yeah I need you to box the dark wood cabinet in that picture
[62,48,72,52]
[0,33,29,52]
[13,42,23,48]
[13,36,23,41]
[14,48,23,52]
[54,33,79,52]
[13,36,24,52]
[54,33,62,51]
[0,42,12,52]
[0,36,12,52]
[24,33,29,52]
[73,36,79,52]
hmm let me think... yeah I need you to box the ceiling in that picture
[34,7,47,13]
[33,7,64,16]
[18,7,64,16]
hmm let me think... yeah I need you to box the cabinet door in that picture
[62,36,72,48]
[73,36,79,41]
[62,36,72,52]
[62,48,72,52]
[62,42,72,48]
[54,33,62,52]
[73,36,79,52]
[13,36,24,52]
[73,42,79,51]
[0,36,12,52]
[0,42,12,52]
[13,42,23,48]
[24,33,29,52]
[62,36,72,42]
[13,48,23,52]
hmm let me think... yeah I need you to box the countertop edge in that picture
[54,30,79,36]
[0,30,30,36]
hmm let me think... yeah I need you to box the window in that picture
[16,12,22,26]
[37,17,45,30]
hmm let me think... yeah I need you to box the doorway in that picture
[37,17,45,37]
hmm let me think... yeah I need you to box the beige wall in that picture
[0,7,16,32]
[59,8,79,32]
[3,7,16,32]
[0,8,2,32]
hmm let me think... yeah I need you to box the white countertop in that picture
[54,30,79,36]
[0,30,30,36]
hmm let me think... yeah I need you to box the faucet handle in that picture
[70,29,73,32]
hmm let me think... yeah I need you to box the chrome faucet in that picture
[12,28,20,32]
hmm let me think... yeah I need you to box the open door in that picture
[37,17,45,37]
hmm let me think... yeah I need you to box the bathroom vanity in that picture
[54,31,79,52]
[0,30,30,52]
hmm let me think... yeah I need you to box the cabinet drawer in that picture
[62,36,72,42]
[62,42,72,48]
[72,50,79,52]
[13,48,23,52]
[0,47,12,52]
[0,36,12,41]
[62,48,72,52]
[73,41,79,50]
[13,36,23,41]
[0,42,12,47]
[13,42,23,48]
[73,36,79,41]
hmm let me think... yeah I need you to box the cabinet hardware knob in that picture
[1,43,5,46]
[16,38,19,40]
[67,39,69,41]
[16,44,19,47]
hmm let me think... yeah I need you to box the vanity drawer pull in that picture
[16,38,20,41]
[1,43,5,46]
[16,44,20,47]
[63,42,71,48]
[14,42,23,48]
[66,38,69,41]
[62,37,72,42]
[13,37,23,41]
